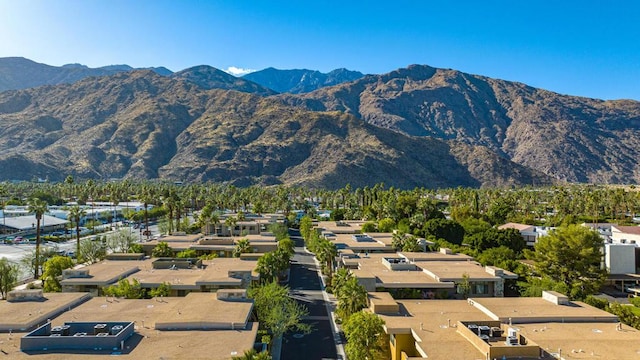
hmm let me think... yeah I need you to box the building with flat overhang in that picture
[140,233,203,255]
[7,292,257,359]
[61,257,258,296]
[0,291,90,332]
[142,233,276,258]
[214,218,265,237]
[375,291,623,360]
[346,253,454,297]
[315,220,366,234]
[130,258,259,296]
[60,261,142,295]
[399,248,473,262]
[330,233,395,254]
[342,250,516,298]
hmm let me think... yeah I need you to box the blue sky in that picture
[0,0,638,100]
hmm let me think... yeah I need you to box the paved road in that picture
[281,230,340,360]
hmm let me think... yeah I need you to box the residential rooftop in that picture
[155,233,203,243]
[380,299,492,360]
[60,261,142,288]
[346,252,514,292]
[331,233,393,252]
[498,222,535,231]
[131,258,258,289]
[315,220,366,234]
[2,293,257,359]
[514,321,640,360]
[399,250,474,262]
[61,258,258,291]
[375,291,627,360]
[349,253,450,289]
[470,296,617,323]
[612,225,640,235]
[0,292,90,332]
[423,261,511,282]
[54,292,253,329]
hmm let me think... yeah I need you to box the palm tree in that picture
[331,267,352,298]
[225,216,237,237]
[199,204,213,236]
[0,184,7,234]
[27,198,48,279]
[336,277,368,321]
[163,189,178,235]
[138,185,154,239]
[316,239,337,277]
[232,349,271,360]
[391,231,406,251]
[210,213,220,236]
[68,205,86,262]
[233,238,252,258]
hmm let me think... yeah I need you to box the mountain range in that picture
[0,57,638,189]
[0,57,172,92]
[243,67,364,94]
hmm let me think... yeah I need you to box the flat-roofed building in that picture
[140,233,203,255]
[600,226,640,289]
[399,248,473,262]
[348,253,454,296]
[315,220,366,234]
[0,291,90,332]
[331,233,395,254]
[376,291,624,360]
[342,251,516,298]
[215,219,263,237]
[60,261,142,295]
[6,292,258,359]
[130,258,259,296]
[381,299,493,360]
[143,233,276,258]
[61,257,258,296]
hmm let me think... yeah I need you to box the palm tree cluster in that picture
[255,235,295,284]
[331,268,368,321]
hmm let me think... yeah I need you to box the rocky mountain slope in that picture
[0,70,551,188]
[0,57,172,92]
[243,67,364,94]
[278,65,640,183]
[171,65,277,96]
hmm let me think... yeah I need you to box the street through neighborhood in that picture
[281,229,342,360]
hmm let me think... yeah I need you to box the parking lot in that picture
[0,222,153,282]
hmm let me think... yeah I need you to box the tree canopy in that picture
[422,218,465,245]
[0,258,18,299]
[343,311,388,360]
[42,256,75,292]
[467,228,525,253]
[152,241,174,257]
[103,278,144,299]
[525,224,607,299]
[248,282,310,344]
